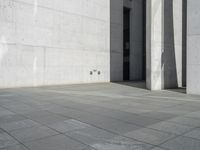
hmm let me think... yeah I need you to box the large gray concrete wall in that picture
[146,0,184,90]
[187,0,200,94]
[0,0,110,88]
[110,0,123,81]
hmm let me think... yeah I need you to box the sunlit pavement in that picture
[1,82,200,150]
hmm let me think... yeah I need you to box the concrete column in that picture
[146,0,183,90]
[146,0,164,90]
[187,0,200,95]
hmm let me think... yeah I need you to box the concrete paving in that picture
[0,82,200,150]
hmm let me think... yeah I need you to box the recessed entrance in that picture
[123,2,146,82]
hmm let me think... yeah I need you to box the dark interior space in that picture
[123,1,146,82]
[142,0,147,81]
[123,7,130,81]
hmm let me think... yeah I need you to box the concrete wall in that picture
[0,0,110,88]
[146,0,162,90]
[187,0,200,94]
[146,0,184,90]
[110,0,123,81]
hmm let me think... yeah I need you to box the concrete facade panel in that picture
[0,0,110,88]
[187,0,200,95]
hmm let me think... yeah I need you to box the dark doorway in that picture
[142,0,146,81]
[123,7,130,81]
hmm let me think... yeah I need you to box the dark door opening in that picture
[123,7,130,81]
[142,0,146,81]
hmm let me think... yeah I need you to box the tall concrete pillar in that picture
[146,0,183,90]
[146,0,164,90]
[187,0,200,95]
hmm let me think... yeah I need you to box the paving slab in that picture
[48,119,91,133]
[24,110,69,125]
[148,121,194,135]
[91,136,152,150]
[0,114,26,125]
[161,136,200,150]
[140,111,178,120]
[24,134,89,150]
[0,107,15,117]
[0,144,29,150]
[0,119,40,132]
[183,128,200,140]
[125,128,176,145]
[65,126,117,146]
[167,116,200,127]
[10,126,58,142]
[0,130,19,149]
[150,147,167,150]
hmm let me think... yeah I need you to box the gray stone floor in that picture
[1,82,200,150]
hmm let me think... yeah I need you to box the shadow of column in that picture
[110,0,123,82]
[162,0,178,88]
